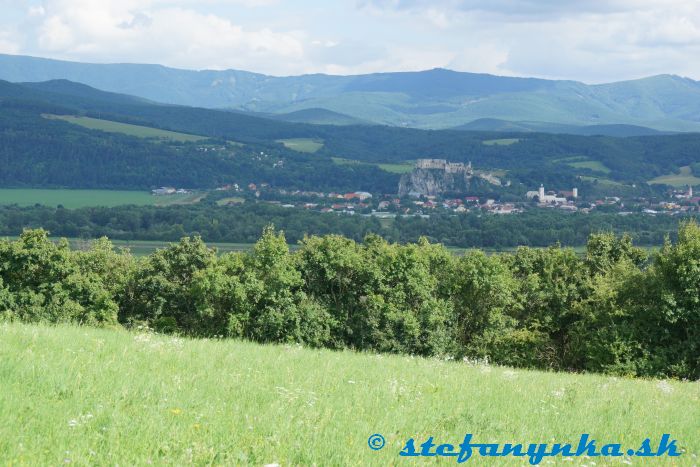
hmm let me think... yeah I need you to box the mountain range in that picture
[2,54,700,132]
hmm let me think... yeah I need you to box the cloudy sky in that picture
[1,0,699,82]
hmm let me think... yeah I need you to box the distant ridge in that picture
[270,108,368,126]
[455,118,667,137]
[2,54,700,132]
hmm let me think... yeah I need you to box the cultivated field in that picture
[0,323,697,465]
[0,189,202,208]
[650,166,700,187]
[276,138,324,153]
[44,114,206,142]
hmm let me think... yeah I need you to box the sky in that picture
[1,0,699,82]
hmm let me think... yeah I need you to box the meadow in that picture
[44,114,206,142]
[332,156,414,174]
[650,166,700,187]
[0,189,202,208]
[482,138,520,146]
[0,323,697,466]
[275,138,324,153]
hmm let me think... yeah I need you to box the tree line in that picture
[1,223,698,380]
[0,204,693,247]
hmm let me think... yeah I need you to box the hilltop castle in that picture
[398,159,475,197]
[414,159,474,175]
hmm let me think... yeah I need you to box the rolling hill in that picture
[2,77,700,193]
[2,54,700,131]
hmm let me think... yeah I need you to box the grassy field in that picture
[332,157,414,174]
[0,189,203,208]
[376,162,414,174]
[482,138,520,146]
[650,166,700,187]
[44,114,206,142]
[555,156,612,174]
[276,138,324,153]
[0,323,697,465]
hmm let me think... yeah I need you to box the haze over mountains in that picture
[2,54,700,133]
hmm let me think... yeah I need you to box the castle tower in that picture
[573,187,578,199]
[539,184,545,200]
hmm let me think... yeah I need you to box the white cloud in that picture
[20,0,306,73]
[2,0,700,81]
[0,30,19,54]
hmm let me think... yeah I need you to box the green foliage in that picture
[0,229,118,325]
[1,225,699,379]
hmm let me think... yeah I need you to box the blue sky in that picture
[1,0,699,82]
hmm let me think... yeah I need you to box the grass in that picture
[43,114,206,142]
[332,157,414,174]
[276,138,324,153]
[0,323,697,465]
[555,156,611,174]
[0,189,203,208]
[568,160,611,174]
[482,138,520,146]
[376,162,414,174]
[650,166,700,187]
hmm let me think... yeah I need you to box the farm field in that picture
[0,189,202,208]
[0,323,697,465]
[482,138,520,146]
[275,138,324,153]
[43,114,206,142]
[650,166,700,187]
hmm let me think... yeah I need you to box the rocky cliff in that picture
[399,168,473,197]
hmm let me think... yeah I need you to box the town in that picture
[152,158,699,218]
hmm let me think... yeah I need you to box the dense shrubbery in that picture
[1,223,699,379]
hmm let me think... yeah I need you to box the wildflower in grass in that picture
[551,388,566,399]
[502,369,517,380]
[170,408,182,415]
[657,380,673,394]
[67,413,93,428]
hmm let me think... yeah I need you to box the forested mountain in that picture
[2,54,700,131]
[1,78,700,192]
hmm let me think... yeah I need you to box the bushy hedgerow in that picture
[2,222,699,380]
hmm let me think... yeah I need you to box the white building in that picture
[526,184,568,204]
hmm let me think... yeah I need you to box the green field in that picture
[276,138,324,153]
[650,166,700,187]
[332,157,414,174]
[555,156,611,174]
[482,138,520,146]
[0,323,697,465]
[0,189,203,208]
[376,162,414,173]
[44,114,206,142]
